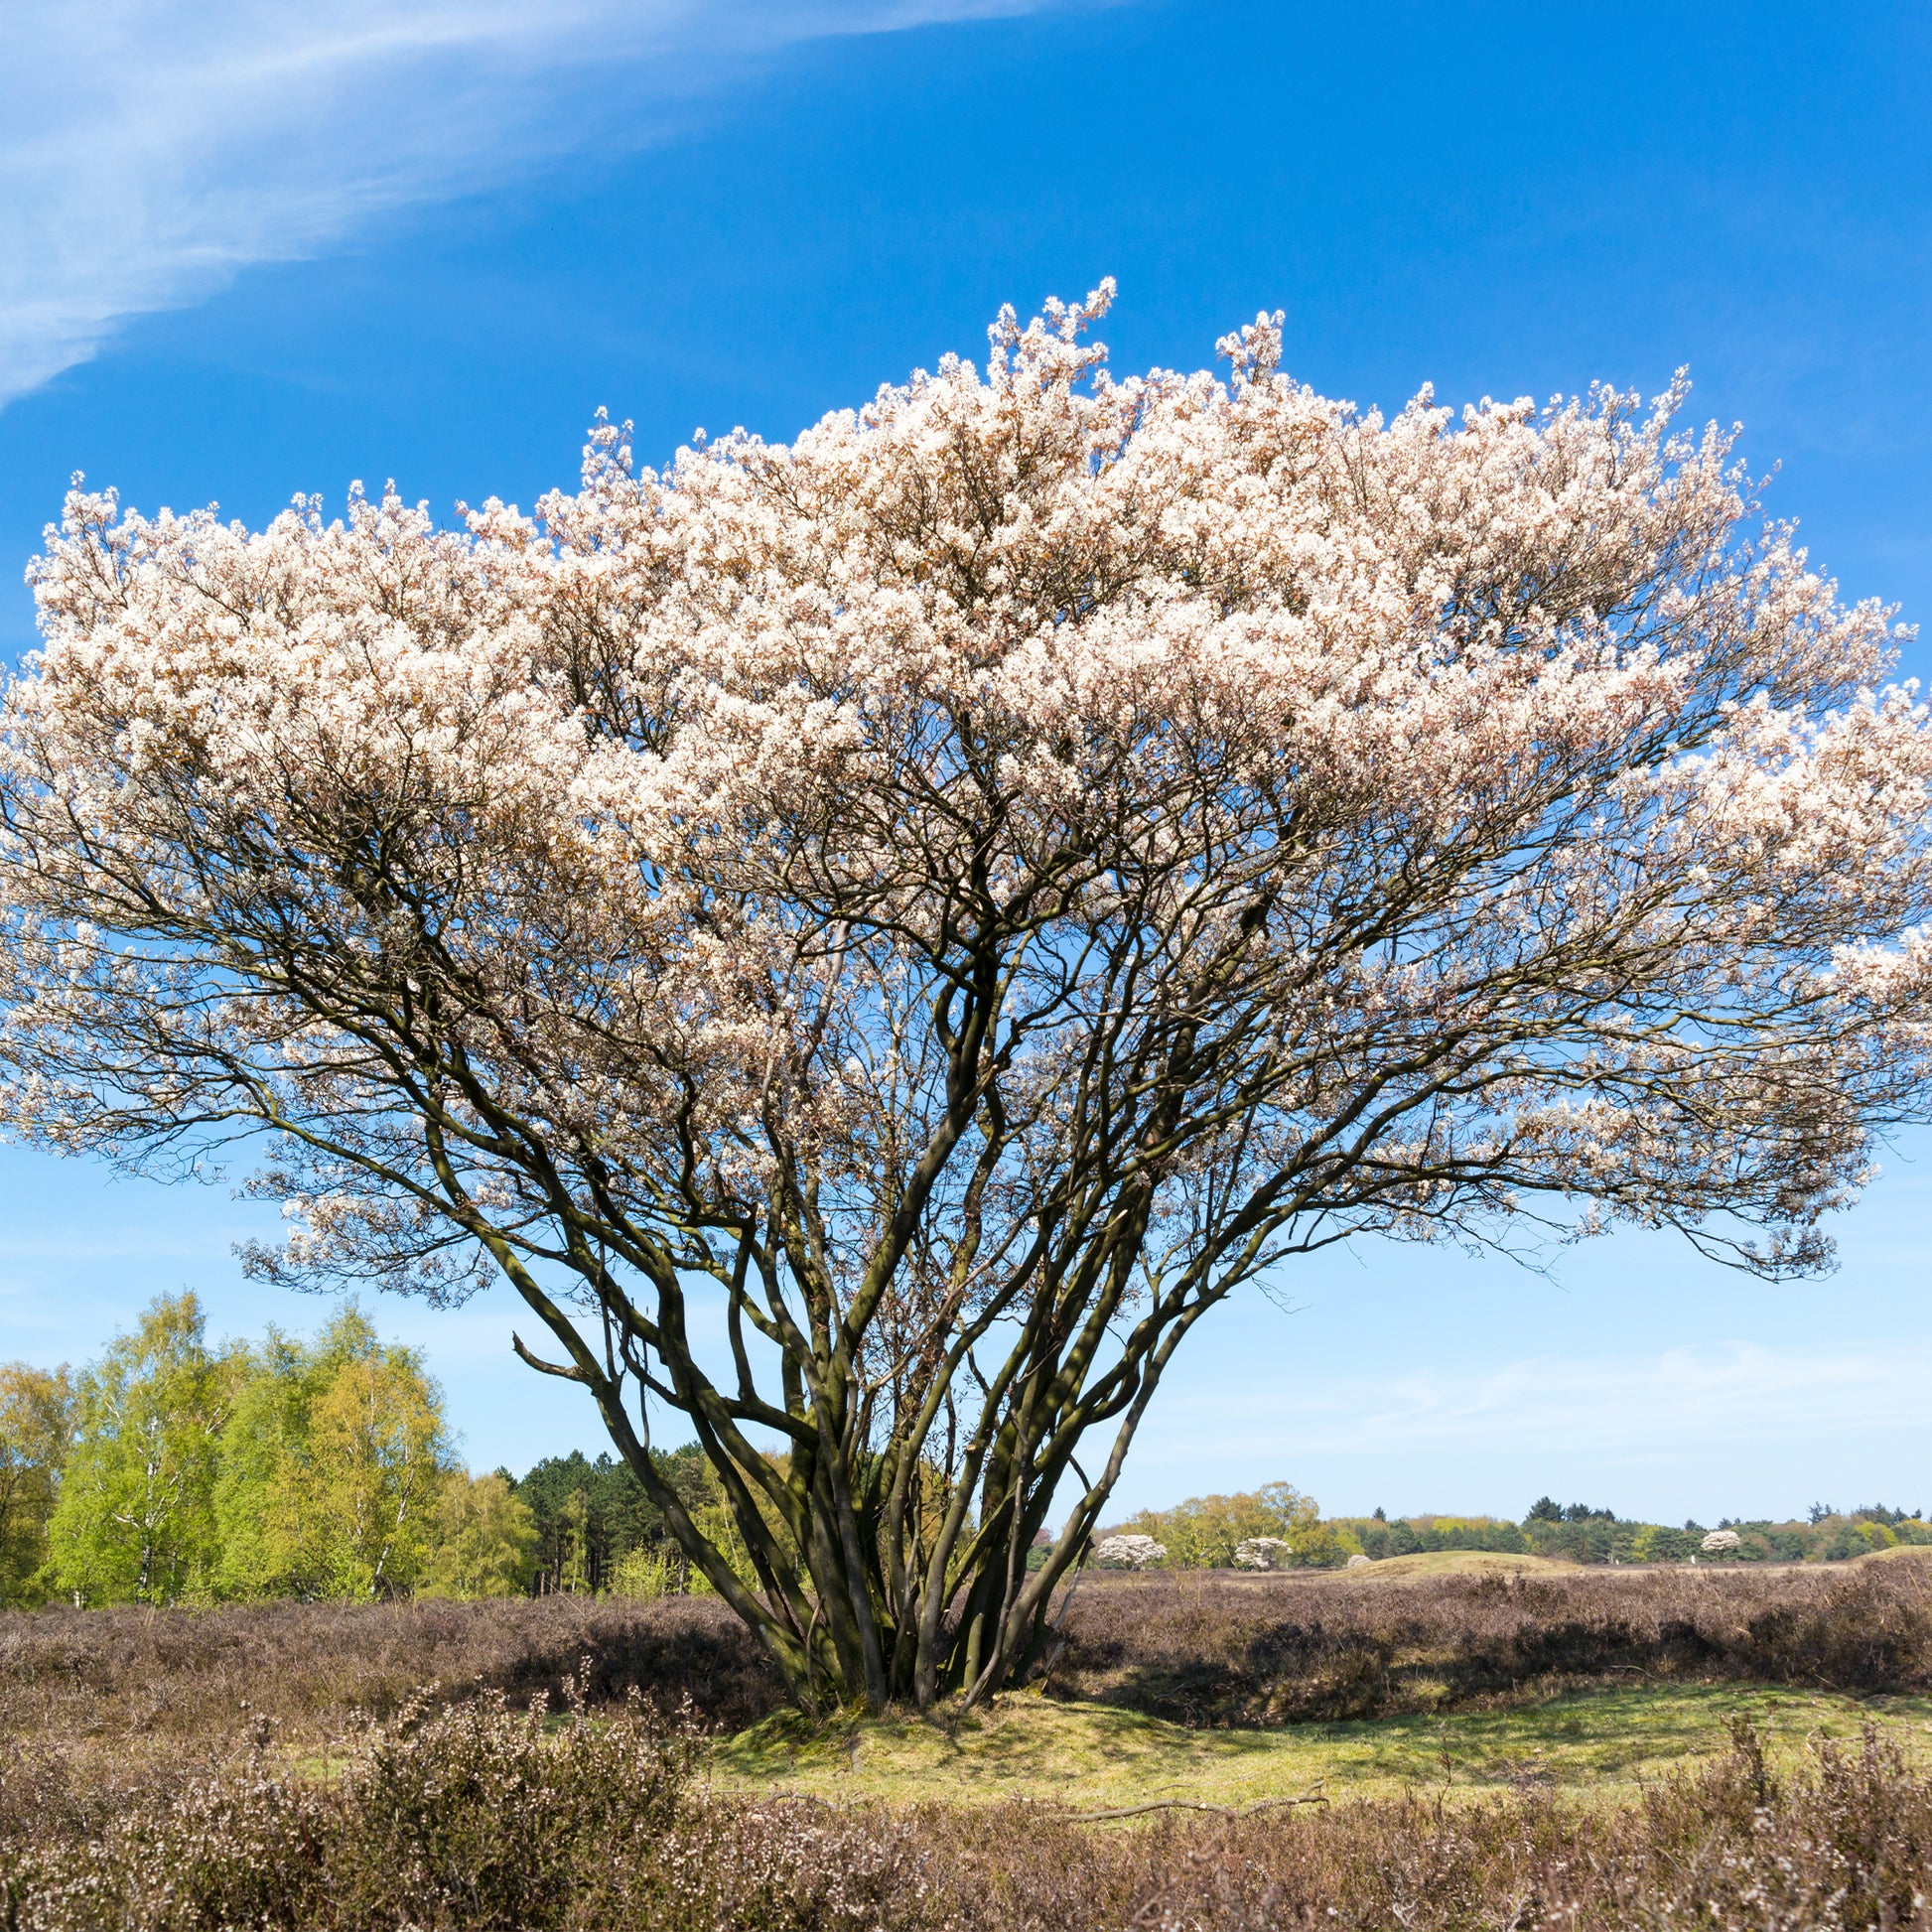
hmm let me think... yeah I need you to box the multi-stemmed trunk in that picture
[6,291,1928,1717]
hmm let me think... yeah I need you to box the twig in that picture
[1067,1789,1328,1823]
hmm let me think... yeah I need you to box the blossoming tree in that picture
[4,285,1931,1709]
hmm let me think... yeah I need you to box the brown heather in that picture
[12,1560,1932,1759]
[0,1592,782,1762]
[1045,1561,1932,1721]
[5,1693,1932,1928]
[9,1563,1932,1927]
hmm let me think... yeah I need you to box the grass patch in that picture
[1342,1550,1580,1580]
[1861,1544,1932,1566]
[710,1683,1932,1810]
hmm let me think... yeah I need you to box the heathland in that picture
[9,1555,1932,1926]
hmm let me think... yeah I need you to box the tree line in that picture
[0,1296,729,1608]
[6,1297,1917,1610]
[1096,1488,1927,1570]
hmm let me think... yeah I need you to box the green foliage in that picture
[1338,1514,1531,1561]
[1337,1499,1932,1571]
[0,1361,75,1605]
[512,1445,720,1594]
[19,1298,757,1609]
[302,1339,449,1596]
[1116,1481,1345,1569]
[609,1543,678,1600]
[213,1306,452,1600]
[1661,1508,1928,1567]
[1629,1523,1693,1563]
[46,1293,242,1604]
[420,1471,538,1598]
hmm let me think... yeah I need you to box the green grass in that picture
[1343,1550,1579,1580]
[710,1685,1932,1811]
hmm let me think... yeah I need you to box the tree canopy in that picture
[214,1305,450,1599]
[46,1292,236,1604]
[28,1295,530,1607]
[0,1361,74,1603]
[4,287,1930,1706]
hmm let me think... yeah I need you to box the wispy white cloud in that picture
[0,0,1060,408]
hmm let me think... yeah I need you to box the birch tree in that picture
[215,1304,448,1599]
[47,1294,235,1604]
[0,1361,75,1604]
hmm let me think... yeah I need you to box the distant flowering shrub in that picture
[1093,1534,1167,1570]
[1232,1537,1293,1570]
[1119,1481,1346,1569]
[1701,1529,1743,1556]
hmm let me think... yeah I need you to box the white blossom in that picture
[1233,1536,1294,1570]
[0,286,1928,1710]
[1093,1534,1168,1571]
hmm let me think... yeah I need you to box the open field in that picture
[7,1553,1930,1753]
[11,1560,1932,1925]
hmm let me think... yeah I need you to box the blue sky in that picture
[2,0,1929,1524]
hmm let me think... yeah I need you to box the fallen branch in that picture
[1068,1789,1328,1823]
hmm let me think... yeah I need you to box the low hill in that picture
[1339,1550,1580,1580]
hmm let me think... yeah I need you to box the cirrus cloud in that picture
[0,0,1065,409]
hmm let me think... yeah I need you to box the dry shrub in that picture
[0,1684,704,1930]
[9,1561,1931,1769]
[0,1592,782,1757]
[1046,1561,1932,1722]
[4,1697,1932,1928]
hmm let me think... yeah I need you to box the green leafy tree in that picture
[47,1293,238,1604]
[0,1362,75,1604]
[514,1446,720,1594]
[305,1343,449,1596]
[213,1306,384,1597]
[1343,1513,1531,1560]
[1631,1524,1696,1563]
[1120,1481,1342,1569]
[214,1305,450,1598]
[1521,1503,1631,1564]
[556,1488,593,1593]
[609,1544,677,1599]
[421,1471,537,1598]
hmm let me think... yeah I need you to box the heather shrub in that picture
[0,1684,704,1930]
[12,1562,1932,1764]
[1046,1560,1932,1723]
[6,1701,1932,1929]
[0,1591,784,1759]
